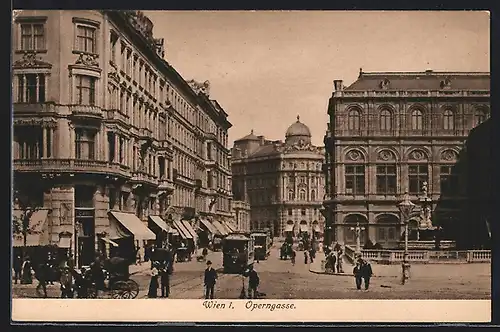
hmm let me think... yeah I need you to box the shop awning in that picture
[313,224,322,233]
[12,209,50,247]
[284,224,294,232]
[102,237,119,247]
[58,236,71,249]
[108,211,156,241]
[149,215,170,233]
[219,220,233,234]
[299,224,309,233]
[226,221,238,233]
[181,220,198,239]
[168,228,179,235]
[172,219,193,240]
[212,220,229,236]
[200,218,219,235]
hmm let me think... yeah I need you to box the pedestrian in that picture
[353,260,363,290]
[304,251,308,264]
[360,259,373,290]
[35,259,49,298]
[21,256,33,284]
[290,249,296,266]
[148,263,159,298]
[202,247,208,260]
[337,248,344,273]
[328,251,337,273]
[13,254,22,284]
[244,264,260,299]
[60,265,74,298]
[90,255,105,298]
[204,260,217,299]
[160,259,172,298]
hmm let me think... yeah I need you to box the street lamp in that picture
[350,221,365,256]
[397,192,416,285]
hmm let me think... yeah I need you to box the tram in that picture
[222,233,254,274]
[250,231,270,260]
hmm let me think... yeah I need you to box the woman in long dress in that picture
[147,264,159,298]
[21,256,33,284]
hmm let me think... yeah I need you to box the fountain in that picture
[398,182,456,250]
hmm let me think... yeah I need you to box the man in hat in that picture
[244,264,260,299]
[204,260,217,299]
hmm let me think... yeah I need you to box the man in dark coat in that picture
[35,260,49,297]
[204,260,217,299]
[160,252,173,298]
[13,254,22,284]
[353,260,363,290]
[244,265,260,299]
[360,259,373,290]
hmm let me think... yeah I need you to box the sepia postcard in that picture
[11,9,491,323]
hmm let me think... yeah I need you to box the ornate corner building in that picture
[323,69,490,249]
[12,10,233,265]
[231,116,326,237]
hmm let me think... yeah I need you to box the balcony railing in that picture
[158,178,175,191]
[336,90,490,99]
[13,102,57,114]
[139,127,153,139]
[13,158,130,178]
[70,105,104,119]
[105,109,130,125]
[175,173,195,186]
[131,171,158,186]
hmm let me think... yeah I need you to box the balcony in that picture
[204,159,216,168]
[105,109,130,127]
[70,105,104,120]
[13,102,58,115]
[13,158,131,178]
[130,171,158,187]
[158,178,175,192]
[175,173,195,187]
[138,127,153,140]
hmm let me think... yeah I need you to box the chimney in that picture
[333,80,343,92]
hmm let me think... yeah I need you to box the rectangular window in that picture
[440,165,459,195]
[107,132,115,162]
[345,165,365,195]
[110,31,118,63]
[376,165,397,194]
[17,74,46,103]
[301,209,306,216]
[76,75,96,105]
[75,128,96,160]
[75,25,96,53]
[409,164,428,194]
[388,227,396,240]
[15,126,43,159]
[20,22,45,51]
[288,209,293,216]
[378,227,386,241]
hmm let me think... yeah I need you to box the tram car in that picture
[250,231,270,260]
[222,232,254,274]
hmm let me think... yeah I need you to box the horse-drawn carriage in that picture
[75,257,140,299]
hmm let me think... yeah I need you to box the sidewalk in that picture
[308,252,353,276]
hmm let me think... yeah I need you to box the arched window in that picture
[347,110,360,131]
[380,109,392,131]
[411,109,423,130]
[299,189,306,201]
[311,190,316,201]
[288,190,295,201]
[443,109,455,130]
[475,108,488,126]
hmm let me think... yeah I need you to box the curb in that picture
[309,268,354,277]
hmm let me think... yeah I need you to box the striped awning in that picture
[219,220,233,234]
[108,211,156,241]
[181,220,198,239]
[102,237,119,247]
[58,236,71,249]
[200,218,219,235]
[284,224,294,232]
[173,219,193,240]
[149,215,170,233]
[313,224,322,233]
[224,221,238,233]
[299,224,309,233]
[12,209,50,247]
[212,220,229,236]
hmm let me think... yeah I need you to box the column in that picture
[104,130,109,162]
[21,75,26,102]
[49,128,54,157]
[114,133,119,162]
[69,124,75,159]
[44,75,48,102]
[13,75,18,102]
[42,127,48,158]
[95,129,101,161]
[35,75,40,102]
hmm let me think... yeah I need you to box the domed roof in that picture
[286,115,311,138]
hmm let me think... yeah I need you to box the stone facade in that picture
[231,116,325,237]
[232,200,251,232]
[323,69,490,249]
[12,10,233,263]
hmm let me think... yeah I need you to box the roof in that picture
[345,71,490,91]
[250,144,280,157]
[225,233,250,241]
[286,115,311,137]
[235,130,260,142]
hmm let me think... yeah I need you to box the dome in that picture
[286,115,311,138]
[285,115,312,145]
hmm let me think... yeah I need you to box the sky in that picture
[145,11,490,146]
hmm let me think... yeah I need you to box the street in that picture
[12,244,491,300]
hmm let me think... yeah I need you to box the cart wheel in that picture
[110,281,130,299]
[125,280,140,299]
[87,285,98,299]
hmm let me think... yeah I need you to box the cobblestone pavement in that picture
[12,247,491,300]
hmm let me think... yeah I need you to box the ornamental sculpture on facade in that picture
[187,79,211,97]
[13,51,52,69]
[75,52,100,67]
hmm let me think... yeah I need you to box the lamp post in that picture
[350,221,365,256]
[397,192,416,285]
